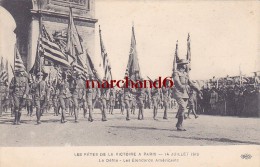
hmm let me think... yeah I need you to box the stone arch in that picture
[0,0,97,71]
[0,0,34,69]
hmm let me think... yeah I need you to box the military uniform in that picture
[33,72,47,124]
[57,75,72,123]
[172,59,200,131]
[51,81,59,116]
[0,83,8,116]
[108,88,116,114]
[71,73,86,122]
[2,86,9,113]
[187,89,199,119]
[124,86,132,120]
[98,87,108,121]
[135,87,146,120]
[118,89,125,114]
[9,72,29,125]
[45,83,54,113]
[85,81,94,122]
[26,82,35,117]
[162,86,171,119]
[130,92,136,115]
[151,86,161,120]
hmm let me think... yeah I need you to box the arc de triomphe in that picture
[0,0,97,70]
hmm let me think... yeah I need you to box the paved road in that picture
[0,108,259,146]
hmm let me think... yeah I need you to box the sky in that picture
[0,1,259,81]
[94,0,260,80]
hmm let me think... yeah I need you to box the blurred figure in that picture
[209,87,218,114]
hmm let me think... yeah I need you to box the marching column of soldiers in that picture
[1,61,259,131]
[0,66,179,124]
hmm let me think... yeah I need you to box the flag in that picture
[5,59,9,82]
[29,39,47,76]
[125,25,141,81]
[71,54,88,80]
[186,33,191,74]
[14,47,27,73]
[66,7,83,58]
[99,25,112,82]
[41,25,70,67]
[186,33,191,62]
[42,25,53,42]
[0,57,8,84]
[86,51,101,81]
[0,56,3,71]
[173,40,179,73]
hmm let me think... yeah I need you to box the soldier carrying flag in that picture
[9,46,29,125]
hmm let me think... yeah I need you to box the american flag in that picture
[71,55,88,80]
[29,39,46,76]
[14,47,27,73]
[0,57,8,84]
[125,25,142,81]
[86,51,102,82]
[99,25,112,82]
[41,25,70,67]
[66,7,83,59]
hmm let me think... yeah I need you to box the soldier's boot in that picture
[63,109,67,123]
[126,109,130,121]
[184,113,188,119]
[121,107,124,115]
[175,109,180,118]
[176,116,186,131]
[153,108,158,120]
[74,108,79,123]
[17,112,21,125]
[27,106,29,116]
[11,108,14,117]
[60,111,64,123]
[102,108,107,121]
[163,108,168,119]
[36,109,41,124]
[13,111,18,125]
[30,107,33,117]
[61,109,66,123]
[53,108,56,116]
[111,107,114,115]
[83,108,87,118]
[141,109,144,120]
[138,109,141,120]
[88,107,93,122]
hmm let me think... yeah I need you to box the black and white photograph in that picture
[0,0,259,166]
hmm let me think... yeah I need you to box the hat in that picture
[37,72,44,76]
[177,59,189,65]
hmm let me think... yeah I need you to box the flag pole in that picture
[38,0,43,75]
[14,43,16,73]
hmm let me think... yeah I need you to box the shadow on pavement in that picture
[109,125,175,131]
[168,135,260,145]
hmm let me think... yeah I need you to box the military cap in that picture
[37,72,44,76]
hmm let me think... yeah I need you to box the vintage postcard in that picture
[0,0,259,167]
